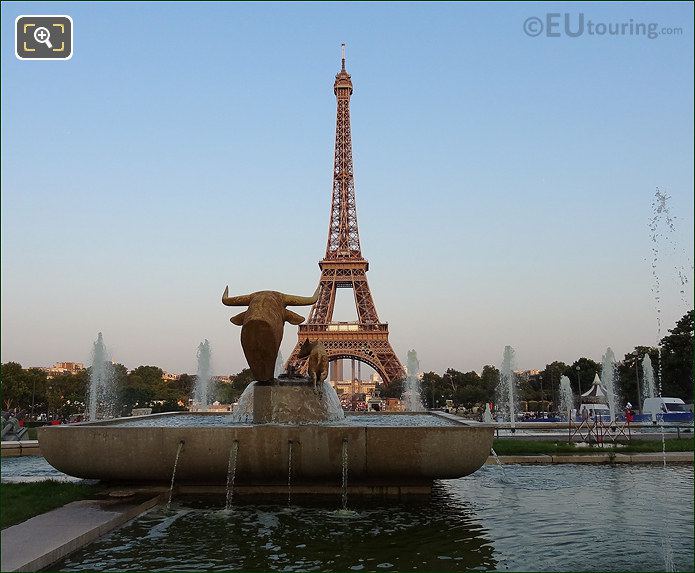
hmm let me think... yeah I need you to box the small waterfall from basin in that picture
[483,403,493,423]
[225,440,239,511]
[87,333,116,421]
[341,437,349,511]
[489,448,505,475]
[194,339,212,411]
[287,440,293,506]
[641,354,656,404]
[601,348,617,423]
[231,381,345,423]
[231,382,255,423]
[559,376,574,420]
[331,438,358,518]
[167,441,184,511]
[401,349,425,412]
[275,350,285,378]
[497,346,518,427]
[322,381,346,421]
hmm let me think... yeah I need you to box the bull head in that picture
[222,286,319,382]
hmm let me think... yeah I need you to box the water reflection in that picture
[451,465,694,572]
[56,491,496,571]
[54,465,694,572]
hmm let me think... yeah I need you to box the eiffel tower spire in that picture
[326,43,361,259]
[287,47,405,385]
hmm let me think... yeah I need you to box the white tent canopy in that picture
[581,373,607,402]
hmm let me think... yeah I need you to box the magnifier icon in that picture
[33,27,53,49]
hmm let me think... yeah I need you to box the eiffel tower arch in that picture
[287,46,405,384]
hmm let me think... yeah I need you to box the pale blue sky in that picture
[2,2,693,376]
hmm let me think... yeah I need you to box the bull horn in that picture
[283,286,320,306]
[221,286,252,306]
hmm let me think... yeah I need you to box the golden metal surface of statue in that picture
[222,287,319,382]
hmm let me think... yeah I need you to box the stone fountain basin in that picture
[38,413,494,485]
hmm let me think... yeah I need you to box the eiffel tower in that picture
[287,46,405,384]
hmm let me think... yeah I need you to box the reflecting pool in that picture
[54,464,693,572]
[1,455,77,483]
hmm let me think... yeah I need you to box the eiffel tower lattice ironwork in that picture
[287,47,405,384]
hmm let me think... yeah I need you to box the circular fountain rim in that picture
[47,410,495,428]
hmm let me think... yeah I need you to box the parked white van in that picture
[642,397,690,422]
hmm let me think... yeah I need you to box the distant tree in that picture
[480,365,499,395]
[129,366,164,385]
[420,371,443,408]
[29,372,49,414]
[48,371,89,417]
[173,373,196,400]
[517,372,538,403]
[1,362,29,410]
[215,383,240,405]
[119,366,164,414]
[231,368,254,392]
[120,385,153,414]
[540,361,570,411]
[377,379,403,399]
[210,368,256,405]
[660,310,694,400]
[569,357,601,397]
[441,369,486,408]
[441,369,463,395]
[112,363,128,389]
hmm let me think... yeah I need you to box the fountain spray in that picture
[499,346,518,427]
[87,332,115,421]
[194,339,212,411]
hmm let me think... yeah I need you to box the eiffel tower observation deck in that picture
[287,46,405,384]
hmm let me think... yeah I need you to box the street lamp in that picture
[635,359,643,413]
[539,375,544,413]
[575,365,582,408]
[31,377,36,420]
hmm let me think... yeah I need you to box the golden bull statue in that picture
[222,286,319,382]
[297,340,329,391]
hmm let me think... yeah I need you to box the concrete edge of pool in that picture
[0,493,163,573]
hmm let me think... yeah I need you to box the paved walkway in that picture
[1,494,161,572]
[485,451,693,464]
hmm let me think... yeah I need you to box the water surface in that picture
[1,455,77,483]
[54,465,693,572]
[106,413,460,428]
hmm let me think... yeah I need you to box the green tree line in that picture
[381,311,693,409]
[1,311,691,416]
[0,362,256,419]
